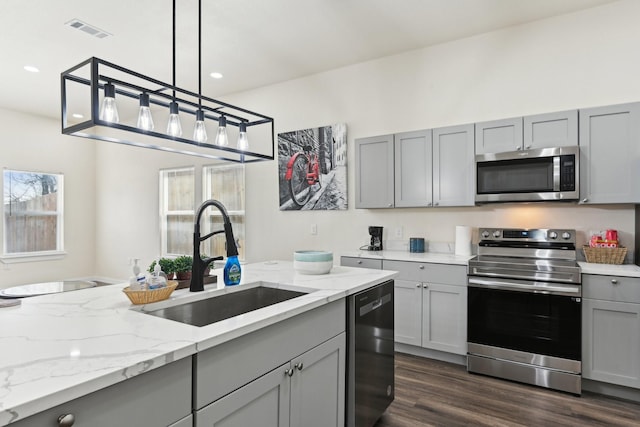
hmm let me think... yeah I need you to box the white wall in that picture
[0,108,96,288]
[6,1,639,285]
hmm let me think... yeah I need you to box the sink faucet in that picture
[191,199,239,292]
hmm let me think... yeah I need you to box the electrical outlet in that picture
[311,224,318,235]
[395,226,403,238]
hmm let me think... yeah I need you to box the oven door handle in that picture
[468,277,581,296]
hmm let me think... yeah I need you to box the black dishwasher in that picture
[347,280,395,427]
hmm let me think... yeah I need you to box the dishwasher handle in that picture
[359,293,391,317]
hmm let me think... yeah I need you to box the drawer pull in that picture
[423,284,429,289]
[295,362,304,371]
[416,284,421,288]
[419,265,425,270]
[611,279,619,285]
[357,260,362,265]
[58,414,75,427]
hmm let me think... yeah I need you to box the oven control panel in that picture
[479,228,576,243]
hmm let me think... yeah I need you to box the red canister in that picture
[605,229,618,242]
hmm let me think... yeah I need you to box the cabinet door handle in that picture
[428,202,432,206]
[295,362,304,371]
[423,284,429,289]
[419,265,425,270]
[611,279,619,285]
[285,368,294,377]
[525,145,532,149]
[581,198,588,203]
[516,146,521,151]
[416,283,421,288]
[58,414,75,427]
[388,203,393,207]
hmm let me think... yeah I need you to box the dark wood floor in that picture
[374,353,640,427]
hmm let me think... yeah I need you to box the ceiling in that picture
[0,0,618,120]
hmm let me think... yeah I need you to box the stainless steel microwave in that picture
[475,146,579,203]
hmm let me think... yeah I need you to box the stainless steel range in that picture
[467,228,582,395]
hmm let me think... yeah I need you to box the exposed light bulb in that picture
[99,83,119,123]
[215,115,228,146]
[193,110,208,143]
[167,101,182,137]
[237,122,249,150]
[136,93,154,131]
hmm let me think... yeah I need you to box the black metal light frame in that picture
[60,57,274,163]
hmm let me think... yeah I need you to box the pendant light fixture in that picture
[60,0,274,163]
[136,93,154,131]
[215,115,228,146]
[237,122,249,150]
[99,82,119,123]
[192,0,207,144]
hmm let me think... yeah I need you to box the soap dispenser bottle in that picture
[223,255,241,286]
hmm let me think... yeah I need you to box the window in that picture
[3,169,64,257]
[159,165,245,260]
[159,167,194,256]
[203,164,245,260]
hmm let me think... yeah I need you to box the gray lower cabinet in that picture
[340,256,383,270]
[194,301,346,427]
[579,102,640,204]
[195,334,345,427]
[384,260,467,355]
[355,134,395,208]
[12,357,192,427]
[582,274,640,389]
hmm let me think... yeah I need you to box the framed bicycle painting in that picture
[278,123,347,211]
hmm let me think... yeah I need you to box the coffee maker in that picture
[368,226,383,251]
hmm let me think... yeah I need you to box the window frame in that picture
[1,169,65,263]
[159,166,195,257]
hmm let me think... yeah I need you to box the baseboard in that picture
[394,343,466,366]
[582,379,640,403]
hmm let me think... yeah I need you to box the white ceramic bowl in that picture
[293,250,333,275]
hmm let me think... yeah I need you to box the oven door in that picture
[468,277,581,362]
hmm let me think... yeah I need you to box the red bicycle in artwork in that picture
[285,144,321,207]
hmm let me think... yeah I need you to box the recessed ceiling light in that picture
[210,72,223,79]
[72,113,84,119]
[24,65,40,73]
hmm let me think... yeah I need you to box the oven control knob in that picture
[481,231,490,239]
[492,230,501,238]
[562,232,571,240]
[549,231,558,239]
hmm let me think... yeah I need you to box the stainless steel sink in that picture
[142,284,309,327]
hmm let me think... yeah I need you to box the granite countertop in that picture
[0,261,396,426]
[340,250,474,266]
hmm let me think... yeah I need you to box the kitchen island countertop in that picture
[0,260,396,426]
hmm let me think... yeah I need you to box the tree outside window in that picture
[3,169,64,255]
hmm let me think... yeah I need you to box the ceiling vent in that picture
[65,19,112,39]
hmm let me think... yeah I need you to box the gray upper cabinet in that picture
[394,130,433,207]
[523,110,578,148]
[433,124,475,207]
[579,102,640,204]
[475,117,523,154]
[476,110,577,155]
[355,134,395,208]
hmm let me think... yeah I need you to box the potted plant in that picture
[173,255,194,281]
[148,258,176,280]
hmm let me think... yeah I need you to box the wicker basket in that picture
[123,281,178,305]
[582,246,627,265]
